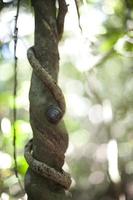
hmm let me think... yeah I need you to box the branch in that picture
[57,0,68,40]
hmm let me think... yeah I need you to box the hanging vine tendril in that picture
[13,0,24,191]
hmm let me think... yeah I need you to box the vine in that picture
[24,0,71,199]
[13,0,24,191]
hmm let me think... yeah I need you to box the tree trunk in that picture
[24,0,71,199]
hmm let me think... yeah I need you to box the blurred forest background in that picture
[0,0,133,199]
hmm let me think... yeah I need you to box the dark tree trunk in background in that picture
[24,0,71,199]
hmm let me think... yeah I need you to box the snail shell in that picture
[46,105,62,124]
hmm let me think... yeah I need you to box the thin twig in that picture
[74,0,82,32]
[13,0,24,191]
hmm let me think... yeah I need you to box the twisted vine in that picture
[25,139,71,189]
[25,47,71,189]
[24,0,71,199]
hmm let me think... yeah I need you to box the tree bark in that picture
[24,0,71,199]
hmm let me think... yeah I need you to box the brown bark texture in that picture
[24,0,71,199]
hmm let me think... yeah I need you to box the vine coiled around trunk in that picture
[24,1,71,199]
[25,47,71,189]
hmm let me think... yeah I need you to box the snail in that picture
[46,105,63,124]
